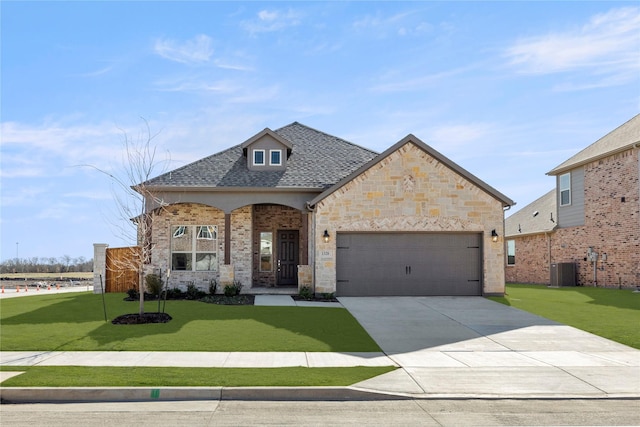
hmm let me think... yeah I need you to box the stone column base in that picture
[219,264,235,286]
[297,265,312,292]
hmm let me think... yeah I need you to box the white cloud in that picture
[36,202,75,220]
[429,122,494,148]
[505,7,640,85]
[241,8,302,34]
[353,10,432,38]
[153,76,240,93]
[154,34,214,64]
[62,191,113,200]
[0,186,47,207]
[0,120,127,178]
[369,64,477,93]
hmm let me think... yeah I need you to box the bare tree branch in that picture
[80,118,169,315]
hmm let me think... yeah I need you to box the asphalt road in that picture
[2,399,639,426]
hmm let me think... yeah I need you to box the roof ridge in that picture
[275,122,379,155]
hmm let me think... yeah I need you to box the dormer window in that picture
[253,149,265,166]
[270,150,282,166]
[241,128,292,171]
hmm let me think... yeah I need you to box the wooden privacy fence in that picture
[105,246,141,293]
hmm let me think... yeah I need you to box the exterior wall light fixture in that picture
[323,230,330,243]
[491,229,499,242]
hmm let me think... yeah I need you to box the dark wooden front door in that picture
[277,230,299,286]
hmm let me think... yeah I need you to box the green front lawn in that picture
[489,284,640,349]
[0,366,396,387]
[0,292,381,352]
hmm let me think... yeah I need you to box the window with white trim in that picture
[269,150,282,166]
[507,240,515,265]
[253,149,265,166]
[559,173,571,206]
[171,225,218,271]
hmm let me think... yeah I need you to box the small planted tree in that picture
[85,118,169,317]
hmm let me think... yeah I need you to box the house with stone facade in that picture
[106,122,513,296]
[505,114,640,288]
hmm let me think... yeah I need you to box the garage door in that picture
[336,232,482,296]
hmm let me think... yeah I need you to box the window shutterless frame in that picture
[269,149,282,166]
[253,149,265,166]
[507,240,515,265]
[559,172,571,206]
[171,225,218,271]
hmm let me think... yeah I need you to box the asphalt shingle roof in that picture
[505,189,557,237]
[144,122,378,190]
[547,114,640,175]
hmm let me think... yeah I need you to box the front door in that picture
[277,230,299,286]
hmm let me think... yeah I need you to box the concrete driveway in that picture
[340,297,640,398]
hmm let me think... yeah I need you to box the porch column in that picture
[92,243,108,294]
[224,213,231,265]
[301,212,309,265]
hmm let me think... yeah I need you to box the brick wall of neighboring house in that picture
[505,233,550,284]
[314,142,506,295]
[252,204,306,287]
[552,148,639,288]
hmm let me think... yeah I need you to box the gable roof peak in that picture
[240,127,293,150]
[309,133,515,208]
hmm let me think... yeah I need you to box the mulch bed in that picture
[292,295,339,303]
[112,312,172,325]
[199,295,255,305]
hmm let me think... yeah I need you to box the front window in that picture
[171,225,218,271]
[270,150,282,166]
[559,173,571,206]
[507,240,515,265]
[259,232,273,271]
[253,150,265,166]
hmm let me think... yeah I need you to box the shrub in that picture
[298,286,313,300]
[209,279,218,295]
[224,281,243,297]
[126,288,138,300]
[321,292,335,300]
[165,287,185,300]
[145,274,164,296]
[186,283,206,300]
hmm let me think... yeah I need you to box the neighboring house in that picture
[504,189,557,284]
[98,122,514,296]
[505,114,640,288]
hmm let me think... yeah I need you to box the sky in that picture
[1,1,639,262]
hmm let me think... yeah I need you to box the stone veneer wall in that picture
[552,148,639,288]
[505,234,550,284]
[93,243,108,294]
[313,142,506,295]
[231,205,252,288]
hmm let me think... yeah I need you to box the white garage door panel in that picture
[336,232,482,296]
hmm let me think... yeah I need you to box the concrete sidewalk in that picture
[1,295,639,401]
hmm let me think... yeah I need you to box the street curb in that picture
[0,386,408,403]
